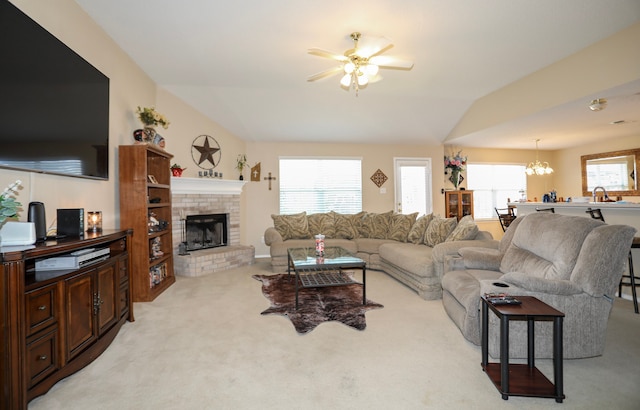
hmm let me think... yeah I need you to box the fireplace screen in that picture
[184,213,228,251]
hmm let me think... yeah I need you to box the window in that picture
[279,157,362,214]
[467,164,527,219]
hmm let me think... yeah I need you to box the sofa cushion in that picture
[307,212,336,238]
[445,215,479,242]
[500,213,602,280]
[387,212,418,242]
[354,237,396,254]
[424,217,457,247]
[379,243,434,278]
[332,212,362,239]
[271,212,310,240]
[407,213,434,244]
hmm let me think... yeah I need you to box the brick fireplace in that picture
[171,177,255,277]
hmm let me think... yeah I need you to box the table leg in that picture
[295,271,299,310]
[481,300,488,367]
[527,318,535,368]
[500,316,509,398]
[554,316,564,403]
[362,266,366,305]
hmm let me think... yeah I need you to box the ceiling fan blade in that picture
[368,74,384,84]
[369,55,414,70]
[356,35,393,58]
[308,48,348,62]
[307,66,343,82]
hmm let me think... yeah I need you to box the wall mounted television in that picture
[0,1,110,180]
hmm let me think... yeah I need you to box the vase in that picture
[449,169,462,188]
[142,125,156,143]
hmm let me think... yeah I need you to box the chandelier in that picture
[525,139,554,176]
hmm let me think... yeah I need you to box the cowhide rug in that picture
[253,273,383,334]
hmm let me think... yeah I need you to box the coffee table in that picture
[287,247,366,309]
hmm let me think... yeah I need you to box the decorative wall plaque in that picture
[370,169,388,187]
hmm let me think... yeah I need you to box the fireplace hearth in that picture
[184,213,228,251]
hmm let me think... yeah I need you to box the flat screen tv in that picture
[0,1,110,180]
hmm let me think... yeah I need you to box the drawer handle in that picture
[38,355,48,361]
[37,305,47,311]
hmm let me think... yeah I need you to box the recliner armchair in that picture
[441,212,636,359]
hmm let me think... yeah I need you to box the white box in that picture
[0,221,36,246]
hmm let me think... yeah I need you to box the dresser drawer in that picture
[25,284,58,336]
[26,327,59,389]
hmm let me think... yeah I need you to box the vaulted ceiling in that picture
[75,0,640,150]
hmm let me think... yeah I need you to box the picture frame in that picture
[147,175,158,184]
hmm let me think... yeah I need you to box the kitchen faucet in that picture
[592,186,609,202]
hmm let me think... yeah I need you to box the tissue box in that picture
[0,221,36,246]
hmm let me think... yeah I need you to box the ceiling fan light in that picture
[340,73,352,87]
[344,62,355,74]
[365,64,379,76]
[357,74,368,86]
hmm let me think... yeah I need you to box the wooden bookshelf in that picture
[119,144,175,302]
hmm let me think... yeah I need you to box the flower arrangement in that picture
[444,150,467,172]
[1,179,22,225]
[136,106,170,129]
[236,154,248,173]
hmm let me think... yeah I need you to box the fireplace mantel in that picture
[171,177,247,195]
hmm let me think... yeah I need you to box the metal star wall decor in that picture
[191,135,221,169]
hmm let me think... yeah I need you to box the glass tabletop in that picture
[287,246,365,269]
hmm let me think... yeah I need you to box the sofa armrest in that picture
[432,238,499,278]
[458,247,503,271]
[444,255,465,273]
[501,272,583,296]
[264,227,283,246]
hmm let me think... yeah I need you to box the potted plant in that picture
[0,179,22,227]
[236,154,248,180]
[170,163,186,177]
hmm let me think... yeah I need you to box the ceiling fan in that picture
[307,32,414,94]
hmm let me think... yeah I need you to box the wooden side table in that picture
[481,296,565,403]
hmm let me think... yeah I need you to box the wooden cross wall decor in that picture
[264,172,276,190]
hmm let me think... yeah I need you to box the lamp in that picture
[525,139,554,176]
[86,211,102,233]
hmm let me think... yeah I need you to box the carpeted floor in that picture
[28,259,640,410]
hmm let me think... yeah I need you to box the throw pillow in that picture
[271,212,310,240]
[371,211,393,239]
[445,215,479,242]
[307,212,336,238]
[356,212,374,238]
[387,212,418,242]
[407,213,434,244]
[423,216,457,247]
[332,212,362,239]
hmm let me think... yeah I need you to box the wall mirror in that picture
[581,148,640,197]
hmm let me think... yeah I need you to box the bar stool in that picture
[536,207,555,213]
[586,208,638,313]
[619,238,639,314]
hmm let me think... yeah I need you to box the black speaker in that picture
[57,208,84,237]
[28,202,47,242]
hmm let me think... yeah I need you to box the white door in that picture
[394,158,432,216]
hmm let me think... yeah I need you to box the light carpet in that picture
[28,259,640,410]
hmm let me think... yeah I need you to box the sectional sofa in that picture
[264,211,496,300]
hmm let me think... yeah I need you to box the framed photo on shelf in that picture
[147,175,158,184]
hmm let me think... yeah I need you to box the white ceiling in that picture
[75,0,640,150]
